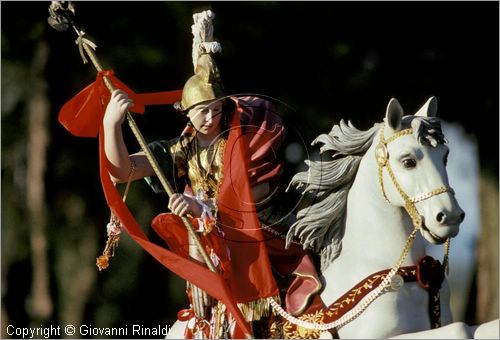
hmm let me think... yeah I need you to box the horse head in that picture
[376,96,465,244]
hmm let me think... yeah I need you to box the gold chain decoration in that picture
[270,228,419,331]
[376,127,422,227]
[386,160,423,228]
[96,158,136,271]
[376,126,454,230]
[377,125,453,272]
[410,186,455,204]
[443,238,450,275]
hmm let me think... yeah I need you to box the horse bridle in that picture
[375,126,455,230]
[269,125,457,332]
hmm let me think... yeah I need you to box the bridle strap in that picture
[376,126,454,230]
[410,186,455,204]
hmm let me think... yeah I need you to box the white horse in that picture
[283,97,497,338]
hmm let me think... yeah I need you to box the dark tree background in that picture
[2,1,498,338]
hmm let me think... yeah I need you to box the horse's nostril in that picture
[459,212,465,223]
[436,212,446,224]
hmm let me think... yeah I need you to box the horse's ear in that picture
[385,98,404,132]
[415,96,438,117]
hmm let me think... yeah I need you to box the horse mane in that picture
[287,116,446,271]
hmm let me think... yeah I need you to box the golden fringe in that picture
[213,301,227,339]
[96,234,120,271]
[238,295,281,322]
[96,161,134,271]
[96,213,122,271]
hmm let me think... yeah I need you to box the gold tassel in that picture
[237,295,281,322]
[96,159,136,271]
[96,214,122,271]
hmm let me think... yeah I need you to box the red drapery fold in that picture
[215,98,282,302]
[58,73,252,337]
[58,70,182,137]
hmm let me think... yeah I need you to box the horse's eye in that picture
[402,158,417,169]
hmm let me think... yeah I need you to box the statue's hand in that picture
[168,193,203,217]
[103,89,133,128]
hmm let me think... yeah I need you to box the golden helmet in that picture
[175,10,225,112]
[177,54,225,111]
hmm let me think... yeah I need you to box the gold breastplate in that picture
[187,137,226,201]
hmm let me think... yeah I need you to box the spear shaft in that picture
[51,3,216,273]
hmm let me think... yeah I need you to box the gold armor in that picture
[168,134,226,207]
[177,54,226,111]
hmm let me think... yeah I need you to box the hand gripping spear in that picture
[47,1,217,275]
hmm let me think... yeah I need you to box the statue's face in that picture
[187,100,223,137]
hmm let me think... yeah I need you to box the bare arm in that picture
[103,89,154,183]
[103,90,206,217]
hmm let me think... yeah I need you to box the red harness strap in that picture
[280,256,445,338]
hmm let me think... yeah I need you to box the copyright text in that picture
[6,324,173,338]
